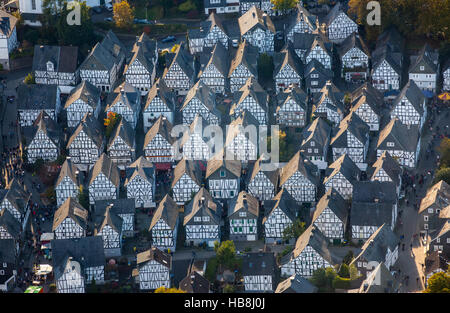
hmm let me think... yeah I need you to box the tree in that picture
[310,267,337,292]
[78,185,89,209]
[338,263,350,278]
[24,73,35,84]
[257,53,273,82]
[271,0,298,14]
[438,137,450,169]
[434,167,450,185]
[349,263,360,280]
[104,112,121,138]
[342,250,354,265]
[154,286,186,293]
[424,270,450,293]
[223,284,235,293]
[113,0,134,29]
[282,218,306,241]
[214,240,238,269]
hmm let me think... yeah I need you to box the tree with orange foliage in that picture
[113,0,134,29]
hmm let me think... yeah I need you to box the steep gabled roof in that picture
[171,158,203,188]
[24,110,60,146]
[292,32,317,51]
[230,77,269,116]
[198,42,230,78]
[17,84,58,111]
[409,44,438,74]
[0,10,17,37]
[273,46,303,78]
[262,189,297,225]
[149,195,179,230]
[205,153,242,179]
[305,59,333,78]
[286,4,318,34]
[181,81,219,116]
[107,118,135,151]
[369,151,402,186]
[228,40,258,78]
[179,271,210,293]
[105,86,140,115]
[124,156,154,187]
[337,33,370,58]
[238,6,275,35]
[1,179,31,216]
[350,202,394,227]
[65,80,101,111]
[277,84,308,114]
[279,150,319,186]
[183,187,222,226]
[0,208,21,239]
[143,78,173,113]
[358,262,398,293]
[419,180,450,214]
[352,181,398,204]
[330,111,370,148]
[52,197,88,231]
[225,110,260,146]
[88,153,120,187]
[228,191,259,218]
[66,113,103,149]
[95,206,123,234]
[137,246,171,268]
[301,117,331,148]
[324,154,361,185]
[392,80,425,115]
[275,274,318,293]
[163,43,194,80]
[33,45,78,73]
[245,154,279,187]
[124,33,156,75]
[312,188,348,224]
[55,159,78,188]
[143,115,174,147]
[377,118,420,152]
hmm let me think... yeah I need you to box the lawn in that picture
[134,5,164,20]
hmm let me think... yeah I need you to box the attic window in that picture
[47,61,54,72]
[220,170,226,177]
[420,66,424,71]
[387,142,394,147]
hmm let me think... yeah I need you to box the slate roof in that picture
[88,153,120,187]
[262,189,297,225]
[66,113,103,150]
[313,188,349,225]
[143,115,174,147]
[350,83,383,117]
[0,10,17,37]
[150,194,179,230]
[273,46,303,78]
[228,191,259,218]
[369,151,402,186]
[94,198,136,216]
[292,32,317,51]
[0,179,31,216]
[324,154,361,185]
[17,84,58,111]
[55,159,78,188]
[313,81,345,113]
[305,59,333,79]
[276,84,308,115]
[352,181,398,204]
[0,208,21,239]
[275,274,318,293]
[107,118,135,151]
[279,150,319,186]
[230,77,269,117]
[205,154,242,179]
[52,197,88,231]
[371,45,402,76]
[286,5,318,34]
[350,202,394,227]
[242,252,276,277]
[143,78,174,113]
[24,110,60,146]
[181,81,219,117]
[337,33,370,58]
[171,158,203,188]
[419,180,450,214]
[137,246,171,268]
[300,117,331,149]
[124,156,154,187]
[64,80,101,111]
[32,45,78,73]
[228,40,259,78]
[95,206,123,234]
[124,33,156,75]
[375,27,404,53]
[225,110,260,146]
[238,6,275,35]
[105,86,140,116]
[432,221,450,242]
[0,239,16,263]
[198,42,230,78]
[183,187,222,226]
[409,44,439,74]
[163,43,194,80]
[377,118,420,152]
[330,111,370,148]
[392,79,425,116]
[245,154,279,187]
[179,271,210,293]
[359,262,398,293]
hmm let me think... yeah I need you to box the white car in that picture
[105,2,113,11]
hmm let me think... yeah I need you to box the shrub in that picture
[332,276,351,289]
[24,72,35,84]
[223,284,235,293]
[205,256,218,282]
[435,167,450,185]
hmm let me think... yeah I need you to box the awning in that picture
[155,162,172,170]
[41,243,51,250]
[438,92,450,101]
[35,264,53,276]
[24,286,43,293]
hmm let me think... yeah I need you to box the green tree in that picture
[271,0,298,14]
[257,53,273,82]
[342,250,354,265]
[214,240,238,269]
[78,185,89,209]
[282,218,306,241]
[338,263,350,278]
[438,137,450,169]
[223,284,235,293]
[424,270,450,293]
[310,267,337,292]
[349,263,360,280]
[434,167,450,185]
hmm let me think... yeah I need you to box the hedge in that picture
[332,276,351,289]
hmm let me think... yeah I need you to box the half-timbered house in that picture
[124,33,157,95]
[0,10,18,71]
[55,159,79,207]
[124,157,155,208]
[17,84,61,127]
[337,33,370,82]
[66,113,104,171]
[371,46,402,92]
[94,206,123,257]
[238,6,275,53]
[105,83,141,129]
[321,3,358,43]
[162,44,195,95]
[369,151,402,196]
[280,225,339,277]
[198,42,230,93]
[143,78,174,130]
[358,262,398,293]
[206,152,241,199]
[304,36,332,70]
[276,85,308,127]
[64,80,101,128]
[377,118,421,168]
[304,59,333,94]
[228,40,259,92]
[262,189,297,244]
[273,47,303,93]
[52,236,105,293]
[245,155,279,201]
[52,197,88,240]
[418,180,450,238]
[181,81,221,126]
[188,12,232,54]
[32,45,79,93]
[323,154,361,200]
[228,191,259,241]
[106,118,136,169]
[230,77,269,125]
[150,195,179,251]
[0,239,17,292]
[135,247,171,290]
[350,82,383,131]
[180,114,212,161]
[171,158,202,204]
[390,80,427,131]
[88,153,120,205]
[0,179,31,229]
[184,188,222,247]
[429,221,450,258]
[225,110,260,163]
[312,188,349,243]
[143,116,175,165]
[242,252,276,292]
[279,151,319,203]
[286,5,318,43]
[443,60,450,91]
[300,117,331,170]
[203,0,240,15]
[408,44,439,92]
[312,81,345,125]
[330,111,370,170]
[95,199,136,238]
[0,209,21,246]
[292,32,317,61]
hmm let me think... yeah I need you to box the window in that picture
[428,208,433,213]
[220,170,226,178]
[239,211,247,217]
[424,224,428,229]
[311,81,318,86]
[387,142,394,147]
[194,216,201,222]
[230,191,235,197]
[436,237,440,243]
[311,74,319,78]
[447,238,450,244]
[31,0,36,10]
[0,270,4,275]
[424,216,428,221]
[420,66,424,71]
[202,216,210,222]
[310,141,315,147]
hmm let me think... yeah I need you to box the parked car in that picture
[105,2,113,11]
[92,6,102,14]
[161,35,176,43]
[133,18,148,24]
[104,17,113,22]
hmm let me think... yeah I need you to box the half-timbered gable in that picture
[337,33,370,82]
[274,47,303,93]
[418,181,450,238]
[358,262,398,293]
[228,191,259,241]
[188,12,231,53]
[443,60,450,91]
[242,252,276,292]
[280,225,339,277]
[369,151,402,195]
[94,199,136,237]
[377,118,420,168]
[429,221,450,257]
[52,236,105,293]
[94,206,123,257]
[64,80,101,128]
[312,188,348,243]
[105,83,141,129]
[88,154,120,205]
[179,270,211,293]
[180,114,212,161]
[312,81,344,125]
[198,42,229,93]
[124,33,157,95]
[286,5,318,42]
[371,47,402,92]
[292,32,317,61]
[225,110,260,163]
[228,40,259,92]
[408,44,439,92]
[0,179,31,229]
[79,30,125,92]
[300,117,331,169]
[52,197,88,239]
[66,113,104,170]
[136,247,171,290]
[206,151,241,199]
[106,118,136,168]
[350,224,399,277]
[245,155,278,201]
[181,81,221,125]
[230,77,269,125]
[304,59,333,94]
[184,188,222,247]
[350,82,383,131]
[32,45,79,93]
[162,44,195,95]
[0,209,21,244]
[171,159,202,204]
[150,195,179,251]
[17,84,61,127]
[0,239,16,292]
[203,0,240,15]
[240,0,262,14]
[143,116,175,164]
[238,6,275,53]
[279,151,319,203]
[124,157,155,208]
[143,78,174,130]
[55,159,79,207]
[330,111,370,170]
[323,154,361,200]
[390,80,426,130]
[262,189,297,243]
[0,10,18,72]
[276,85,308,127]
[321,3,358,43]
[305,36,332,70]
[24,110,60,163]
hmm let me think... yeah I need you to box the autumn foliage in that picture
[154,286,186,293]
[104,112,120,138]
[113,0,134,29]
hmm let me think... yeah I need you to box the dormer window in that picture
[387,142,394,147]
[420,66,424,71]
[47,61,54,72]
[220,170,226,177]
